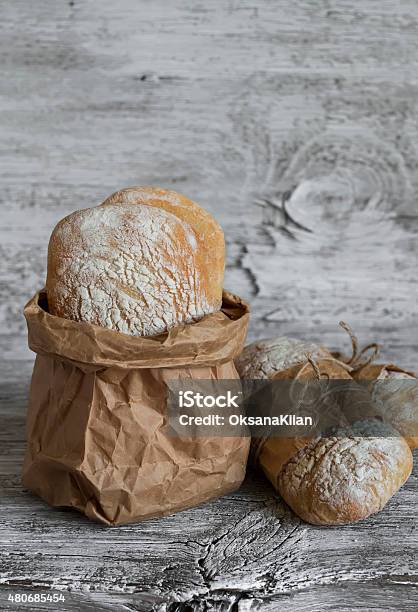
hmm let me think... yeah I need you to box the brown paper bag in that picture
[22,290,250,525]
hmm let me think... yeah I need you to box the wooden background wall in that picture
[2,0,418,367]
[1,1,417,611]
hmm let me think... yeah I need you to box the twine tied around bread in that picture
[338,321,380,373]
[288,353,330,409]
[251,354,341,466]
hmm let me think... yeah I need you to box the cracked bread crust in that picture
[235,336,332,380]
[236,336,413,525]
[101,186,225,314]
[46,199,223,337]
[277,424,413,525]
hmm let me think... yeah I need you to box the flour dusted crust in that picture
[355,364,418,449]
[237,337,413,525]
[374,369,418,449]
[46,201,223,336]
[101,186,225,315]
[278,421,413,525]
[235,336,332,379]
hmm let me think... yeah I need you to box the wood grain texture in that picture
[0,377,417,611]
[1,0,418,610]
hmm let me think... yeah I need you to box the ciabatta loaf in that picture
[102,186,225,309]
[278,422,412,525]
[235,336,332,379]
[46,192,224,336]
[238,336,413,525]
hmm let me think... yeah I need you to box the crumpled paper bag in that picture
[22,290,250,525]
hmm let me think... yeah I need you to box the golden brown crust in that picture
[257,358,353,496]
[235,337,333,380]
[354,363,418,449]
[278,427,413,525]
[238,337,413,525]
[101,186,225,313]
[46,191,225,336]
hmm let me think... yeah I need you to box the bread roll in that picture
[237,336,413,525]
[46,197,224,337]
[278,421,412,525]
[332,322,418,448]
[235,336,332,380]
[354,364,418,449]
[101,186,225,311]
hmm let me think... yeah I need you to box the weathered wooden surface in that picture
[1,0,418,610]
[0,374,417,611]
[0,373,417,611]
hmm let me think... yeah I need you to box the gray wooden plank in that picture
[1,1,418,370]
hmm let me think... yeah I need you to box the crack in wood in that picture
[235,244,260,297]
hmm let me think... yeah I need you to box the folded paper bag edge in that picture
[23,289,250,370]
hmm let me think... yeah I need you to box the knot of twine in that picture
[338,321,380,372]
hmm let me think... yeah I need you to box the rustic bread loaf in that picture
[331,323,418,449]
[235,336,332,379]
[354,363,418,449]
[277,421,412,525]
[46,193,224,336]
[238,336,413,525]
[101,186,225,310]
